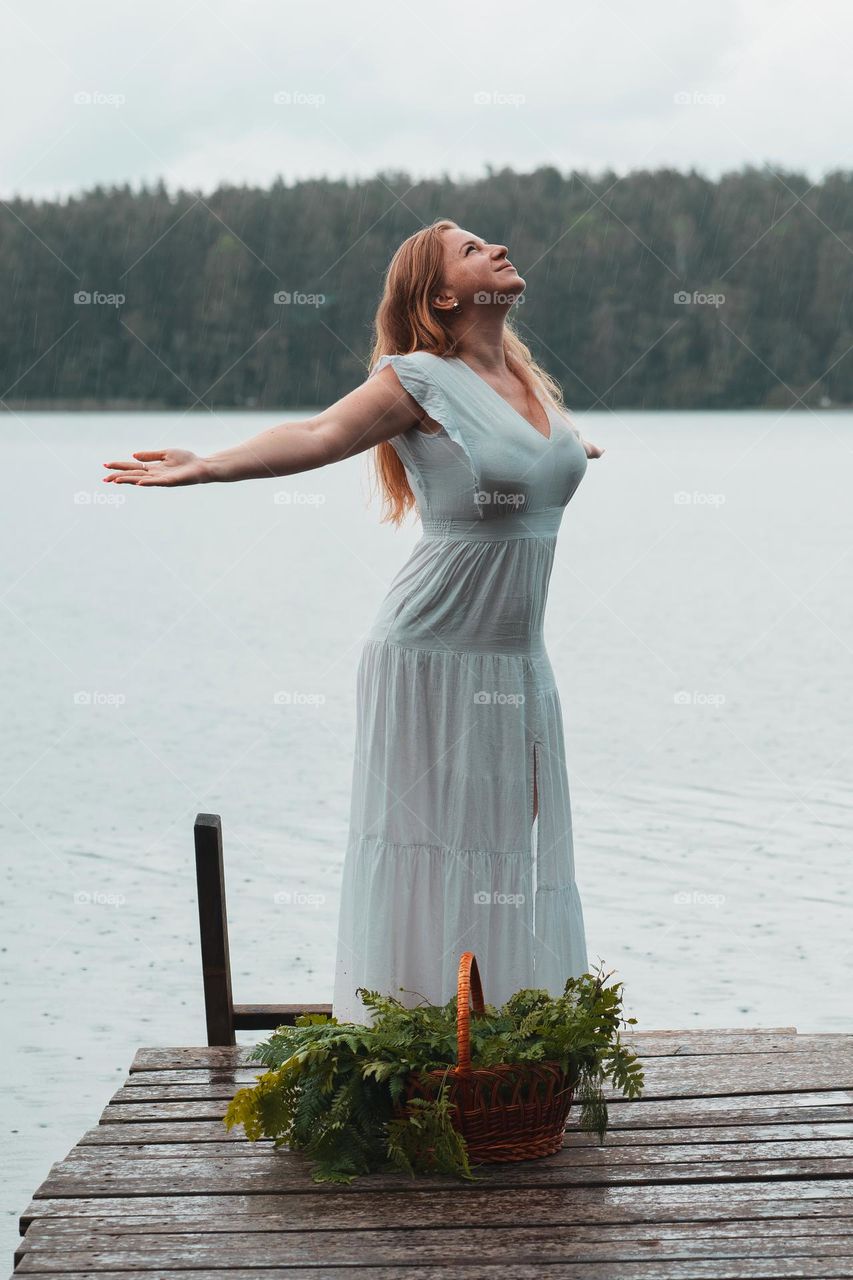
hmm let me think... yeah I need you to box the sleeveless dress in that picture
[332,350,590,1024]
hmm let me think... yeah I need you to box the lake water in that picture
[2,407,851,1255]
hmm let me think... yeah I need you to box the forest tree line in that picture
[2,164,852,410]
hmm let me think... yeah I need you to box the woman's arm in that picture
[102,365,425,486]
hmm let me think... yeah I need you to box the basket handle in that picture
[456,951,485,1073]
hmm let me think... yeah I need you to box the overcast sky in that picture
[2,0,847,201]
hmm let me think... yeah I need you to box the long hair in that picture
[369,218,568,527]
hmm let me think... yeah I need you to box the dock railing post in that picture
[194,813,236,1046]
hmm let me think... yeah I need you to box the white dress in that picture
[332,351,590,1024]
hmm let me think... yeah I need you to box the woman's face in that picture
[435,227,526,308]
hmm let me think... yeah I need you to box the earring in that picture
[451,300,461,313]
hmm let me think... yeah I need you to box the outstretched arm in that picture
[102,364,426,486]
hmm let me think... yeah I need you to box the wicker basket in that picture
[398,951,574,1163]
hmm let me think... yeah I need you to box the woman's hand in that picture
[583,438,605,459]
[102,449,211,486]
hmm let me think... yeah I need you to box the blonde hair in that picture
[369,218,567,526]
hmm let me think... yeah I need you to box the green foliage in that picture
[223,963,644,1184]
[4,166,853,410]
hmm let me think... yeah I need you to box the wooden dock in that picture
[13,819,853,1274]
[13,1026,853,1278]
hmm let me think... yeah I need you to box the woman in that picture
[103,218,605,1025]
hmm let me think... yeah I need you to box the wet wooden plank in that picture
[20,1217,853,1251]
[98,1101,234,1124]
[12,1223,853,1269]
[106,1084,259,1104]
[121,1070,265,1088]
[57,1135,853,1168]
[78,1123,270,1145]
[97,1090,853,1130]
[118,1050,853,1102]
[130,1047,278,1072]
[32,1144,853,1197]
[74,1119,853,1148]
[581,1092,853,1128]
[127,1029,819,1073]
[13,1258,853,1278]
[628,1049,853,1096]
[120,1042,853,1091]
[21,1175,853,1220]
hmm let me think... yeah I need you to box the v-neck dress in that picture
[332,350,590,1024]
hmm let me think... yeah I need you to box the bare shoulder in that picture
[369,358,442,436]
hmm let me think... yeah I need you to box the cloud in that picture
[1,0,846,200]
